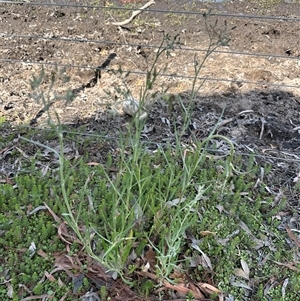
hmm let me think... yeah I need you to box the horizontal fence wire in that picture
[1,33,299,61]
[0,0,299,90]
[1,0,300,21]
[1,58,299,89]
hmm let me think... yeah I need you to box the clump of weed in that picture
[1,9,298,301]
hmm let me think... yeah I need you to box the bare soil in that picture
[0,0,300,212]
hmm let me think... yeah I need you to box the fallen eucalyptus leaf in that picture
[241,259,250,280]
[233,268,248,280]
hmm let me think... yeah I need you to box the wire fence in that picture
[0,1,299,88]
[1,0,300,21]
[1,1,300,168]
[1,32,300,60]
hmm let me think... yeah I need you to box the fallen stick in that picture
[111,0,155,26]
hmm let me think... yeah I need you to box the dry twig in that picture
[110,0,155,26]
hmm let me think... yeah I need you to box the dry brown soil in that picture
[0,0,300,202]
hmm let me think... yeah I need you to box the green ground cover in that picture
[1,119,299,300]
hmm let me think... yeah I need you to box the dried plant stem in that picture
[111,0,155,26]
